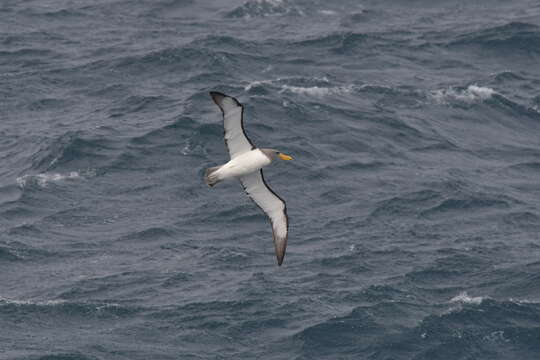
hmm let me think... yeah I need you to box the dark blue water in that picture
[2,0,540,359]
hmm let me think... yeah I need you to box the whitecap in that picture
[244,79,279,91]
[509,298,540,305]
[319,10,338,16]
[181,139,193,155]
[229,0,305,18]
[0,297,123,311]
[466,85,496,99]
[0,296,66,306]
[16,171,81,188]
[484,330,509,343]
[244,76,331,92]
[450,291,485,305]
[431,85,496,104]
[279,84,353,96]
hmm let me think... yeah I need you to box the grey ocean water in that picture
[2,0,540,359]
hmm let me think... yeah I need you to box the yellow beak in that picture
[278,153,293,161]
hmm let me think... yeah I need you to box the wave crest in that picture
[450,292,485,305]
[280,84,353,96]
[226,0,305,18]
[16,171,82,188]
[245,76,354,97]
[450,22,540,53]
[430,85,495,104]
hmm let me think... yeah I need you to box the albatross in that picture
[205,91,293,266]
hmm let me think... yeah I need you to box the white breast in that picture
[218,149,271,179]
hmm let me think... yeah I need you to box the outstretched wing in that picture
[210,91,255,159]
[240,170,288,266]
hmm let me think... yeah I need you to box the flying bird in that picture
[205,91,293,266]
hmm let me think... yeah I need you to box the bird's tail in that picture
[205,166,222,187]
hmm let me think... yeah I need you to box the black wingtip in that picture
[209,91,226,106]
[275,240,286,266]
[209,91,243,108]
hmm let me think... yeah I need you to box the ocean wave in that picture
[7,223,43,238]
[16,167,98,189]
[149,299,262,320]
[117,227,175,242]
[340,9,372,27]
[508,298,540,305]
[108,94,172,118]
[110,46,238,76]
[323,160,387,172]
[36,8,87,18]
[420,196,511,218]
[318,9,338,16]
[189,35,262,54]
[244,76,331,91]
[507,162,540,172]
[0,297,140,318]
[0,239,57,262]
[161,272,194,288]
[244,79,279,92]
[450,22,540,53]
[291,31,370,53]
[27,98,68,111]
[430,85,495,104]
[30,131,117,171]
[16,171,82,188]
[503,211,540,229]
[493,70,527,82]
[0,246,22,261]
[369,190,442,219]
[129,118,196,147]
[0,48,56,59]
[449,292,485,305]
[111,117,203,165]
[244,76,354,97]
[403,253,491,288]
[488,261,540,299]
[293,306,383,354]
[57,271,162,301]
[408,299,540,357]
[279,84,354,96]
[344,284,415,304]
[0,297,67,306]
[226,0,305,18]
[292,295,540,359]
[0,48,58,69]
[15,353,97,360]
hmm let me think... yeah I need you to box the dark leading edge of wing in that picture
[209,91,289,266]
[260,170,289,266]
[209,91,255,158]
[240,170,289,266]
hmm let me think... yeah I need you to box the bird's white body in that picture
[206,91,291,266]
[214,149,271,181]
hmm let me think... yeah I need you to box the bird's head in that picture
[262,149,293,161]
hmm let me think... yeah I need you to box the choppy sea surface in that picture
[2,0,540,359]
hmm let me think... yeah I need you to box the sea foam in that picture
[16,171,81,188]
[244,76,352,97]
[431,85,495,104]
[279,84,353,96]
[450,291,485,305]
[0,296,66,306]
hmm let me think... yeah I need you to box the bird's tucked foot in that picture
[205,166,223,187]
